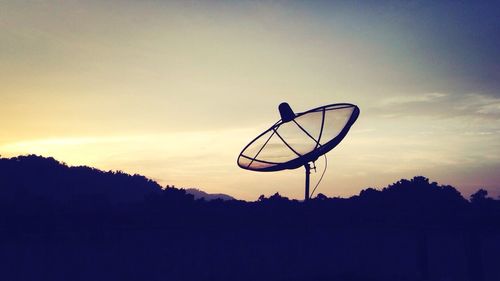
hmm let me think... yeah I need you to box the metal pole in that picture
[304,163,311,201]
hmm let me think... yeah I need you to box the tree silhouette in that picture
[1,154,499,281]
[470,188,490,203]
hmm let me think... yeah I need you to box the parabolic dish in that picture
[238,103,360,172]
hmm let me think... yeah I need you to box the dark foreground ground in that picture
[1,155,500,281]
[3,224,500,281]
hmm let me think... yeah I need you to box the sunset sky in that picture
[1,1,499,200]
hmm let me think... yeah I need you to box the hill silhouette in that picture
[0,155,162,206]
[185,188,235,201]
[1,154,499,281]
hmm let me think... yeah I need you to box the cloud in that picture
[376,92,448,107]
[370,92,500,121]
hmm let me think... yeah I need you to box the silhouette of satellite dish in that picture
[237,102,360,200]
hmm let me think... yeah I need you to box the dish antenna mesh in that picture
[238,102,359,200]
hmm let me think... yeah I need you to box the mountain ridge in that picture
[185,188,235,201]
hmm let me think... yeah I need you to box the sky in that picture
[1,0,499,201]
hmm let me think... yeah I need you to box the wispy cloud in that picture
[371,92,500,121]
[378,92,448,106]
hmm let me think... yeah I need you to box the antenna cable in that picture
[310,154,328,198]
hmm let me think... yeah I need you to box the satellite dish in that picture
[237,102,360,200]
